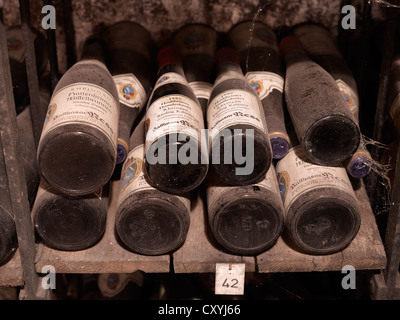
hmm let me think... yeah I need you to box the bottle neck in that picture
[215,47,244,80]
[158,63,185,77]
[279,36,309,65]
[156,46,185,77]
[80,35,107,65]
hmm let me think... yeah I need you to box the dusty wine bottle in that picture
[102,21,155,164]
[280,36,360,166]
[207,47,272,185]
[37,35,119,196]
[228,20,290,159]
[276,145,361,255]
[6,25,48,113]
[116,118,191,255]
[293,23,372,178]
[172,23,217,115]
[32,179,109,251]
[206,165,284,255]
[144,46,208,194]
[0,139,18,266]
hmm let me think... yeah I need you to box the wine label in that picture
[40,81,119,151]
[207,165,279,211]
[113,73,146,110]
[293,25,342,58]
[189,81,213,101]
[245,71,284,100]
[207,89,265,142]
[145,93,204,147]
[153,72,188,90]
[336,79,359,120]
[118,144,190,209]
[174,25,217,57]
[276,146,355,212]
[229,21,278,53]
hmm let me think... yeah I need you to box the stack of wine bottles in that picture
[30,19,366,258]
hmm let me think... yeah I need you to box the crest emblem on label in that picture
[120,156,143,194]
[120,83,136,101]
[277,171,289,202]
[145,118,150,136]
[157,75,170,85]
[7,38,23,51]
[43,103,57,128]
[341,90,352,107]
[250,80,263,96]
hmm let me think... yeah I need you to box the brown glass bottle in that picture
[228,20,290,160]
[172,23,217,115]
[206,165,284,255]
[293,23,372,178]
[144,46,208,194]
[102,21,155,164]
[207,47,272,185]
[276,145,361,255]
[32,179,109,251]
[280,36,360,166]
[0,139,18,265]
[116,118,191,255]
[37,35,119,196]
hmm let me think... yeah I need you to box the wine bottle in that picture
[206,165,284,255]
[0,140,18,265]
[144,46,208,194]
[228,20,290,160]
[37,35,119,196]
[293,23,372,178]
[102,21,155,164]
[32,179,109,251]
[276,145,361,255]
[116,118,191,255]
[207,47,272,185]
[280,36,360,166]
[6,25,48,114]
[172,23,217,115]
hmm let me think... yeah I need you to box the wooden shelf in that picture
[34,178,387,275]
[35,180,170,274]
[0,250,24,287]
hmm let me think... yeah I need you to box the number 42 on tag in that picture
[215,263,245,295]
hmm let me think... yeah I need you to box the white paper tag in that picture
[215,263,245,295]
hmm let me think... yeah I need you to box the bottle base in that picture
[211,197,284,256]
[116,196,190,256]
[38,126,116,196]
[33,196,107,251]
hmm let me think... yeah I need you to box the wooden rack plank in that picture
[173,189,255,273]
[0,250,24,287]
[34,180,170,274]
[256,180,387,273]
[34,178,386,275]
